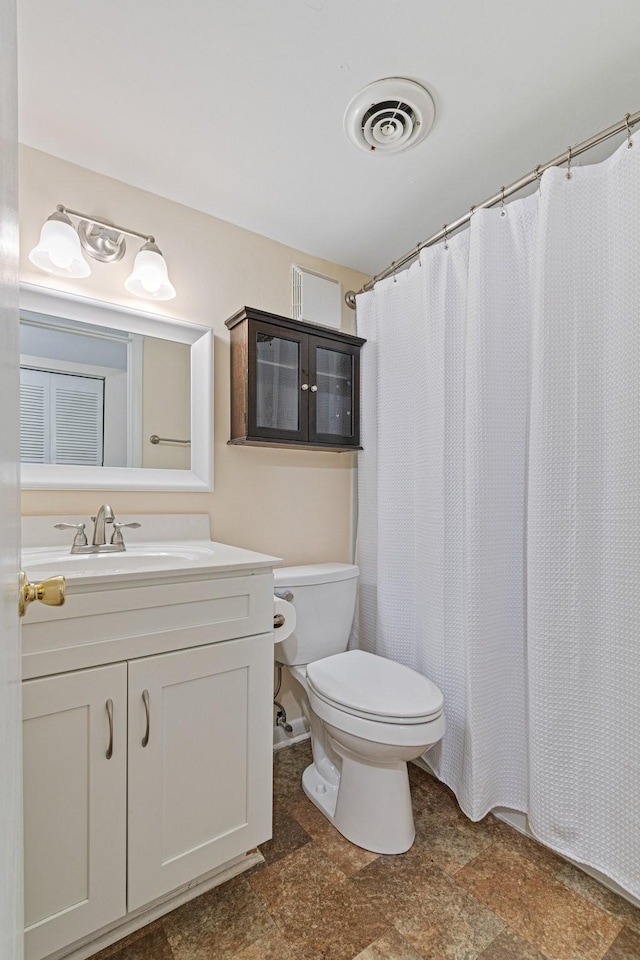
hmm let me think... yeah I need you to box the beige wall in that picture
[19,145,368,728]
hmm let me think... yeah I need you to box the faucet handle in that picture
[110,521,141,546]
[54,522,88,548]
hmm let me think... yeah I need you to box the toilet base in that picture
[301,753,416,855]
[302,762,338,820]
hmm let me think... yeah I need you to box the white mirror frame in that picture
[20,283,213,492]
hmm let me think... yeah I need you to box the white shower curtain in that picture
[353,133,640,898]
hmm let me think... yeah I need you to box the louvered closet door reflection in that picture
[20,369,50,462]
[20,368,104,465]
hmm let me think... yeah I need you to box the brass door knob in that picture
[19,572,66,617]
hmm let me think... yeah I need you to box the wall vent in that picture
[292,265,341,330]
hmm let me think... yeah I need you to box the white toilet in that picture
[274,562,445,855]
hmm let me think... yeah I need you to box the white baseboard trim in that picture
[273,716,310,751]
[410,758,640,909]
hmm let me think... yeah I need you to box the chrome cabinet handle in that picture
[141,690,150,747]
[301,383,309,391]
[310,385,318,392]
[105,699,114,759]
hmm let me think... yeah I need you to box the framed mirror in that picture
[20,283,213,491]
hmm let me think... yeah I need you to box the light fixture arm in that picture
[56,205,155,244]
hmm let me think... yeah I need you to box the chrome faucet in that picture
[55,505,141,555]
[92,503,115,546]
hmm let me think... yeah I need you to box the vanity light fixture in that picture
[28,205,177,301]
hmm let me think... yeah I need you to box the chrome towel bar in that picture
[149,434,190,445]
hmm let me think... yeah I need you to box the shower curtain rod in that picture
[345,109,640,309]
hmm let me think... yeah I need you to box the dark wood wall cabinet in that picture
[225,307,365,451]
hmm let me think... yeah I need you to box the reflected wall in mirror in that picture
[20,284,213,492]
[20,314,191,470]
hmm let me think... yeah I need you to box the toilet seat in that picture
[306,649,443,725]
[307,684,446,748]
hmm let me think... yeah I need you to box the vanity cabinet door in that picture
[23,664,127,960]
[127,635,273,910]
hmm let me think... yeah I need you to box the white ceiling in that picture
[17,0,640,276]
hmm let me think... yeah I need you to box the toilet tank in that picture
[273,563,359,666]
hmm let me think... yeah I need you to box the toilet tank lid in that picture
[273,563,359,586]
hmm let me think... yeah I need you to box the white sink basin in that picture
[20,515,282,587]
[21,542,220,579]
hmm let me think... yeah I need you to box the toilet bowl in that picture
[274,564,445,855]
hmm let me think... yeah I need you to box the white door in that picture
[0,3,22,960]
[127,636,273,910]
[23,665,128,960]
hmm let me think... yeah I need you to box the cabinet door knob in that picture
[301,383,309,391]
[310,385,318,392]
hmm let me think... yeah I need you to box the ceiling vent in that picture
[344,78,435,156]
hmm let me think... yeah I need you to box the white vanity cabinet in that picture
[21,533,279,960]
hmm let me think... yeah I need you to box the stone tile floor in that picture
[94,741,640,960]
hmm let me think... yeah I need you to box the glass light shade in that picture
[125,243,176,301]
[28,215,91,278]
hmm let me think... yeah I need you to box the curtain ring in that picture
[566,145,573,180]
[417,244,424,266]
[392,260,397,282]
[533,165,543,195]
[500,187,507,217]
[443,225,449,251]
[625,112,634,149]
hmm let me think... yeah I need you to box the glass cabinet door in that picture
[308,336,360,446]
[248,321,309,442]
